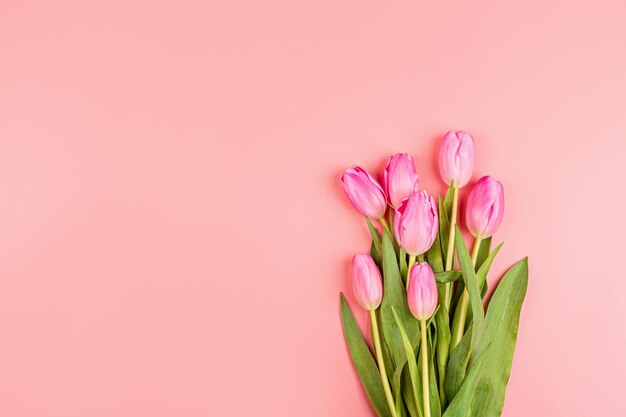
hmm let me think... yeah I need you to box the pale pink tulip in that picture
[465,175,505,238]
[438,131,475,188]
[407,262,438,320]
[383,153,420,208]
[352,254,383,311]
[393,190,438,256]
[341,167,387,219]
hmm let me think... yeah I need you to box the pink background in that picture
[1,1,625,416]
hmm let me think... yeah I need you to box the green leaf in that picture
[434,306,451,408]
[454,226,484,352]
[367,218,383,265]
[401,366,422,417]
[392,307,422,417]
[434,270,462,283]
[443,184,454,217]
[444,328,472,402]
[441,344,493,417]
[340,294,392,417]
[475,237,492,271]
[371,241,382,270]
[476,242,502,294]
[466,258,529,417]
[380,230,420,369]
[426,227,444,274]
[399,247,408,279]
[465,242,503,325]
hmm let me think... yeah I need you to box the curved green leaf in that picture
[380,230,420,368]
[441,344,493,417]
[392,307,422,417]
[454,226,484,351]
[340,294,392,417]
[444,328,472,402]
[467,258,529,416]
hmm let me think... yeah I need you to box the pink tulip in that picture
[393,190,438,256]
[383,153,420,208]
[465,175,505,238]
[407,262,438,320]
[341,166,387,219]
[438,131,476,188]
[352,254,383,311]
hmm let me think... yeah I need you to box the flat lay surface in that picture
[1,1,625,416]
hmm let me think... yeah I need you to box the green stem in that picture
[450,237,482,350]
[420,319,431,417]
[406,254,417,290]
[443,187,459,311]
[380,217,392,238]
[370,310,398,417]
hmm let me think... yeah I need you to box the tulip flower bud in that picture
[465,175,505,239]
[407,262,438,320]
[341,166,387,220]
[352,254,383,311]
[438,131,476,188]
[383,153,420,209]
[393,190,438,256]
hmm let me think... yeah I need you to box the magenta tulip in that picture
[393,190,438,256]
[352,254,383,311]
[407,262,438,320]
[383,153,420,208]
[341,166,387,219]
[438,131,476,188]
[465,175,505,238]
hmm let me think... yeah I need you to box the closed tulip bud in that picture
[465,175,505,239]
[393,191,438,256]
[383,153,420,208]
[341,166,387,219]
[352,254,383,311]
[438,131,476,188]
[407,262,438,320]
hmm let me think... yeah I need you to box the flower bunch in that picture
[339,131,528,417]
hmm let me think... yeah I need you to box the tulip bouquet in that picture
[339,132,528,417]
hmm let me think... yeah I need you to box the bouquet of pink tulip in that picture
[339,131,528,417]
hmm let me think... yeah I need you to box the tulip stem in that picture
[450,237,482,350]
[420,319,431,417]
[406,255,417,290]
[379,217,392,238]
[370,310,398,417]
[443,187,459,311]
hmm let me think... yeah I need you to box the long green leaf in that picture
[465,243,503,326]
[392,307,422,417]
[475,237,492,271]
[426,226,444,274]
[476,242,502,296]
[367,218,383,267]
[441,344,493,417]
[467,258,529,416]
[454,226,484,350]
[444,328,472,402]
[340,294,392,417]
[380,230,420,369]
